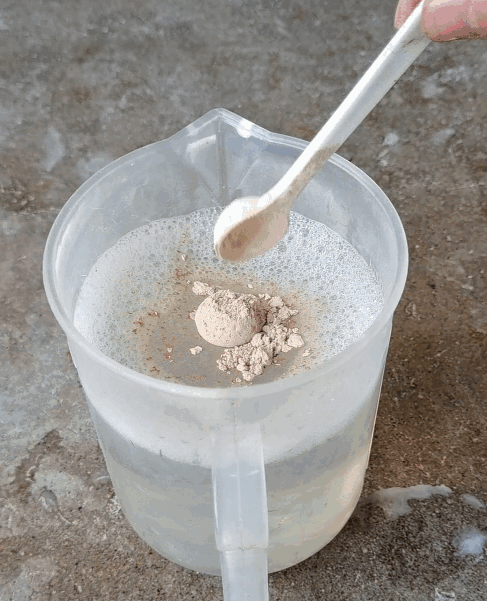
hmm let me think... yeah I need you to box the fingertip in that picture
[394,0,423,28]
[394,0,407,28]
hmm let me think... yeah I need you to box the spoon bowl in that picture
[213,195,291,262]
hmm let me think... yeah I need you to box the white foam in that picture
[366,484,452,520]
[74,208,384,383]
[461,493,486,510]
[453,527,487,556]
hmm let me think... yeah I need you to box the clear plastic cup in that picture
[43,108,407,575]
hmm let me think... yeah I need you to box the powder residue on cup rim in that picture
[192,281,305,382]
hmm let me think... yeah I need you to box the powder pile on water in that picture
[192,282,304,382]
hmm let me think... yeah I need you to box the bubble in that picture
[74,207,384,373]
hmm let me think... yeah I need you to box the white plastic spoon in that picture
[214,1,430,262]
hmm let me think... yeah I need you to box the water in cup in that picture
[71,206,386,573]
[43,108,407,576]
[73,208,384,387]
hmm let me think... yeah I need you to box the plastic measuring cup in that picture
[43,108,407,577]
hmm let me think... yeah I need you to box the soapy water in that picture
[362,484,452,520]
[453,527,487,556]
[72,207,387,573]
[74,208,384,386]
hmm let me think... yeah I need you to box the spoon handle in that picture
[268,0,430,205]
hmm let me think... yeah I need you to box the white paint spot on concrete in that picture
[43,126,65,172]
[382,131,399,147]
[78,152,114,182]
[0,212,22,236]
[0,558,58,600]
[431,128,455,147]
[461,493,486,510]
[453,527,487,556]
[0,500,25,537]
[439,65,469,84]
[435,589,456,600]
[422,78,446,99]
[118,94,128,109]
[366,484,452,519]
[31,469,86,502]
[108,494,123,518]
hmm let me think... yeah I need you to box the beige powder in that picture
[194,288,266,347]
[192,283,304,382]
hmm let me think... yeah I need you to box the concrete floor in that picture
[1,0,486,599]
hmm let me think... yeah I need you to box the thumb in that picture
[422,0,487,41]
[395,0,487,40]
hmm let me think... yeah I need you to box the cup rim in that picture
[43,108,408,400]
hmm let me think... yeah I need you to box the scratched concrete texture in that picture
[1,0,486,599]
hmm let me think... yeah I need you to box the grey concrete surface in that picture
[1,0,486,599]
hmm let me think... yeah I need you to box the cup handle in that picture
[211,423,269,601]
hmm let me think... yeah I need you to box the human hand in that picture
[395,0,487,40]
